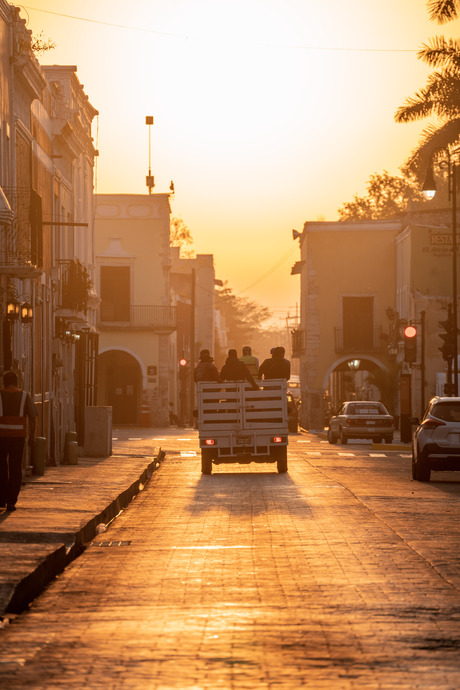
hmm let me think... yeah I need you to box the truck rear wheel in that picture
[271,446,288,473]
[201,449,213,475]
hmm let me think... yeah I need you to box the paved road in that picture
[0,430,459,689]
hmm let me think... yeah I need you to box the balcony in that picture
[56,260,92,316]
[334,326,387,354]
[291,329,305,358]
[98,305,177,334]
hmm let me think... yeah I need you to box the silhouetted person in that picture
[219,349,259,390]
[259,346,291,380]
[194,349,219,382]
[0,371,37,512]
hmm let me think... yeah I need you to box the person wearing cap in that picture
[219,349,259,390]
[239,346,259,378]
[194,349,219,382]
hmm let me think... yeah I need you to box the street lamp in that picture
[422,148,458,395]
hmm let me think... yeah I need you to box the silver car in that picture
[412,396,460,482]
[327,401,394,445]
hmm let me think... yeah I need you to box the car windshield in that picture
[430,402,460,422]
[345,403,387,416]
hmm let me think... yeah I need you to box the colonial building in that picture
[293,207,460,435]
[292,220,401,430]
[94,194,176,427]
[170,248,216,422]
[0,3,99,463]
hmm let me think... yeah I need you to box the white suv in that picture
[412,397,460,482]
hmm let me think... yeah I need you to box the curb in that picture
[3,451,164,617]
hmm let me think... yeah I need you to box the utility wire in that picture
[21,5,418,53]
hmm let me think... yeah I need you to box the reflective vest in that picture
[0,391,27,437]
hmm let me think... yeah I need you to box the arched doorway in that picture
[97,350,142,425]
[323,356,397,423]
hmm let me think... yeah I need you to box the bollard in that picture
[65,441,78,465]
[64,431,78,464]
[32,437,46,476]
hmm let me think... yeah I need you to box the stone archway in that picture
[323,356,396,420]
[97,350,142,425]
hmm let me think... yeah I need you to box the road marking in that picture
[338,452,355,457]
[128,437,143,440]
[370,453,386,457]
[180,451,197,457]
[306,452,322,456]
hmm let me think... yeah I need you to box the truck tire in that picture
[201,449,213,475]
[272,446,288,473]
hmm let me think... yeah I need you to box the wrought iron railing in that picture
[98,304,177,330]
[334,326,387,353]
[57,260,92,313]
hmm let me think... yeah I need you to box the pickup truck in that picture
[196,379,288,474]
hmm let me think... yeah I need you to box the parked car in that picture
[287,375,300,401]
[412,396,460,482]
[327,401,394,444]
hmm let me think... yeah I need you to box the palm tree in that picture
[427,0,460,24]
[395,36,460,177]
[395,0,460,178]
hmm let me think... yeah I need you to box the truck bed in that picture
[196,380,289,474]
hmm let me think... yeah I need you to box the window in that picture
[100,266,130,321]
[343,296,374,349]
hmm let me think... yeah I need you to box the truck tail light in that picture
[272,436,283,443]
[205,438,216,446]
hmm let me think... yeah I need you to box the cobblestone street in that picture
[0,430,459,688]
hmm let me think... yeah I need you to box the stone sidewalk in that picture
[0,443,164,619]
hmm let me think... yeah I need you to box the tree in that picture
[427,0,460,24]
[170,216,194,257]
[31,32,56,55]
[214,283,271,364]
[337,171,423,221]
[395,9,460,177]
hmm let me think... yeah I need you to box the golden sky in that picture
[19,0,459,325]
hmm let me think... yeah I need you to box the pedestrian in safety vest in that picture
[239,346,259,378]
[0,371,37,512]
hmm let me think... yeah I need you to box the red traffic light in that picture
[404,325,417,338]
[179,358,187,367]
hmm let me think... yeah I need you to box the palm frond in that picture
[418,36,460,71]
[401,119,460,178]
[427,0,460,24]
[395,70,460,122]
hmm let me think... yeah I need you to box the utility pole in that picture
[189,269,196,426]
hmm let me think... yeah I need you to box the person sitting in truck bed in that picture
[259,346,291,380]
[219,349,259,390]
[194,349,220,382]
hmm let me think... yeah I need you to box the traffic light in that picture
[439,304,455,362]
[179,357,188,379]
[403,325,417,363]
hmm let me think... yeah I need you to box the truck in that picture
[196,379,289,474]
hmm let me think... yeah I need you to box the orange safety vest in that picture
[0,391,27,437]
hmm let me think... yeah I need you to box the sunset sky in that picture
[18,1,459,326]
